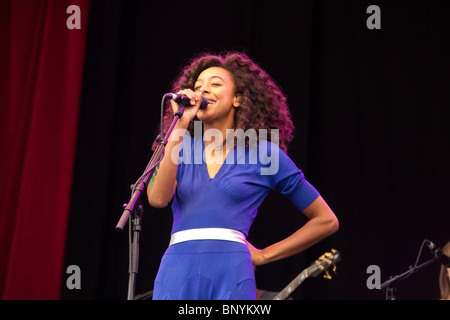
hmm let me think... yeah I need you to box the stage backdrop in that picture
[0,0,89,299]
[60,0,449,300]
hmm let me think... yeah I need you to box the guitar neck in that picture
[271,249,340,300]
[272,270,307,300]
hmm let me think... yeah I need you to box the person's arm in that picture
[147,121,187,208]
[247,196,339,266]
[147,89,201,208]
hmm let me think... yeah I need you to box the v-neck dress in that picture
[152,134,320,300]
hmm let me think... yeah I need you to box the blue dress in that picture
[152,134,320,300]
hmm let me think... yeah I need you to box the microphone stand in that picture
[115,104,185,300]
[379,243,440,300]
[125,192,143,301]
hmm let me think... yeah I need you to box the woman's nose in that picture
[198,84,210,94]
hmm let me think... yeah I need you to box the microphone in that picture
[427,240,450,267]
[166,93,208,109]
[436,248,450,268]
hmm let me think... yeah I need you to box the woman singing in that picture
[147,51,339,300]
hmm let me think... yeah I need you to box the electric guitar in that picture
[272,249,341,300]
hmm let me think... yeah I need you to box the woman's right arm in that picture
[147,89,201,208]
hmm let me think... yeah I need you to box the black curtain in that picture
[62,0,450,300]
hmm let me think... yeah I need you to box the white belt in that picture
[169,228,247,246]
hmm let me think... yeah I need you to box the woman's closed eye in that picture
[194,83,222,91]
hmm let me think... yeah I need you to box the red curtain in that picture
[0,0,89,299]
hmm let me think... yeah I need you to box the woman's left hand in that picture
[246,241,266,267]
[245,196,339,268]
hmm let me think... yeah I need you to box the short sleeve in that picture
[262,141,320,211]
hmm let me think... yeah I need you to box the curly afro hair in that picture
[154,51,294,153]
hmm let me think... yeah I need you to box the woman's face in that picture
[193,67,239,126]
